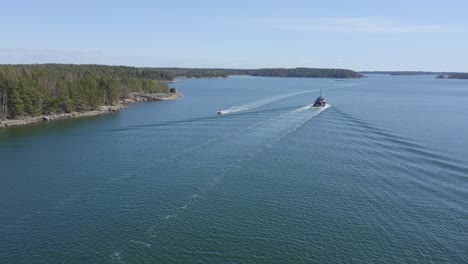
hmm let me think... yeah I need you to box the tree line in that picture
[247,68,363,78]
[0,64,170,119]
[157,67,363,79]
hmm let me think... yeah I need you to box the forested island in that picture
[445,73,468,79]
[248,68,363,78]
[0,64,362,127]
[158,67,363,79]
[361,71,468,79]
[360,71,440,75]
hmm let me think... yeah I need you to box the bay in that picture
[0,75,467,263]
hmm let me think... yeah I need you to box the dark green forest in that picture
[157,67,363,79]
[0,64,171,119]
[248,68,363,78]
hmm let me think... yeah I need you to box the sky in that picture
[1,0,467,71]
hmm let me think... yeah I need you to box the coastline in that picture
[0,92,182,128]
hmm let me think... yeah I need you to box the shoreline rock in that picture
[124,92,182,104]
[0,92,182,128]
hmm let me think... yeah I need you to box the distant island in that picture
[360,71,468,79]
[0,64,362,127]
[445,73,468,79]
[157,67,364,79]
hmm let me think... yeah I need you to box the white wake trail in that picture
[219,90,319,115]
[218,81,359,115]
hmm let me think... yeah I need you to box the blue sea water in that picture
[0,75,467,263]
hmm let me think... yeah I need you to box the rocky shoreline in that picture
[0,92,182,128]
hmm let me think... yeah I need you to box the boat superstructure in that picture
[312,90,326,107]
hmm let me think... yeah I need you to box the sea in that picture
[0,75,467,263]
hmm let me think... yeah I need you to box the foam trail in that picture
[219,90,318,114]
[218,82,360,115]
[338,83,361,88]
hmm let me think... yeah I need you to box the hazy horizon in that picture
[1,0,467,72]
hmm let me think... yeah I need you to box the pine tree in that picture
[9,87,25,118]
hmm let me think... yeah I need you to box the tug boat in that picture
[312,90,326,107]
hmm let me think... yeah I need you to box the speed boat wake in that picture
[217,90,318,115]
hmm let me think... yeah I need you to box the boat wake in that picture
[217,81,360,115]
[218,90,318,115]
[327,108,468,206]
[136,103,332,255]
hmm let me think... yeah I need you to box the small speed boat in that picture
[217,110,222,115]
[312,90,326,107]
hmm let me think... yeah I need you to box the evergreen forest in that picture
[0,64,171,119]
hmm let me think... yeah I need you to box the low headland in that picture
[0,64,362,128]
[360,71,468,79]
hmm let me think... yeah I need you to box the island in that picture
[446,73,468,79]
[360,71,468,79]
[157,67,364,79]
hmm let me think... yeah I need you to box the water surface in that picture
[0,75,467,263]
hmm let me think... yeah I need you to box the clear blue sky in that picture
[1,0,467,71]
